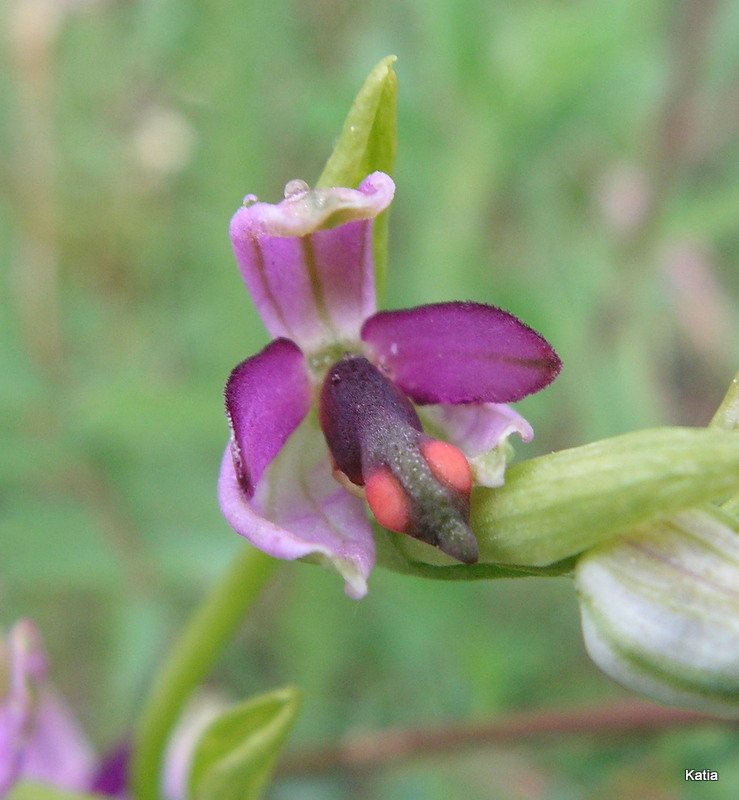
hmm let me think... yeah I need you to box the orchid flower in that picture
[218,172,561,598]
[0,619,96,795]
[0,619,216,799]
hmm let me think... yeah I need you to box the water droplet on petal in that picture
[284,179,310,199]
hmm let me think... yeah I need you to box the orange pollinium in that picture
[365,468,411,534]
[420,439,472,497]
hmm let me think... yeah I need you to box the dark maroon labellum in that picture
[319,355,479,564]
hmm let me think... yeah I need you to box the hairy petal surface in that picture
[230,173,394,351]
[421,403,534,487]
[225,338,311,498]
[219,418,375,599]
[362,301,561,404]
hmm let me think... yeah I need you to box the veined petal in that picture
[361,301,561,404]
[230,172,395,352]
[576,507,739,717]
[420,403,534,487]
[225,338,312,497]
[218,418,375,599]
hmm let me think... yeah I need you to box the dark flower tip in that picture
[319,355,479,563]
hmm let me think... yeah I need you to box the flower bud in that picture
[575,507,739,718]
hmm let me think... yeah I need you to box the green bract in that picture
[711,370,739,516]
[710,370,739,433]
[316,55,397,192]
[316,55,397,291]
[571,372,739,717]
[575,506,739,718]
[188,686,301,800]
[471,426,739,567]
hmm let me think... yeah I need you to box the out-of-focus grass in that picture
[2,0,738,797]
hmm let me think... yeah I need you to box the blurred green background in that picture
[2,0,738,798]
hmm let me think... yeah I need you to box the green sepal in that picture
[722,494,739,519]
[373,524,578,581]
[7,785,105,800]
[316,56,397,294]
[709,369,739,432]
[316,55,397,192]
[712,370,739,514]
[471,426,739,567]
[187,686,301,800]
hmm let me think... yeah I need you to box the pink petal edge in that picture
[229,173,394,350]
[225,338,312,497]
[218,443,374,599]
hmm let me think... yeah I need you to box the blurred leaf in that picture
[316,55,397,293]
[8,784,104,800]
[188,686,301,800]
[2,494,122,588]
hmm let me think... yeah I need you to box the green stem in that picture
[130,545,280,800]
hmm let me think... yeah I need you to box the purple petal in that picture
[420,403,534,488]
[230,172,394,352]
[361,301,562,404]
[92,742,130,797]
[0,620,44,794]
[0,621,95,794]
[20,688,96,792]
[225,338,311,497]
[219,419,375,599]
